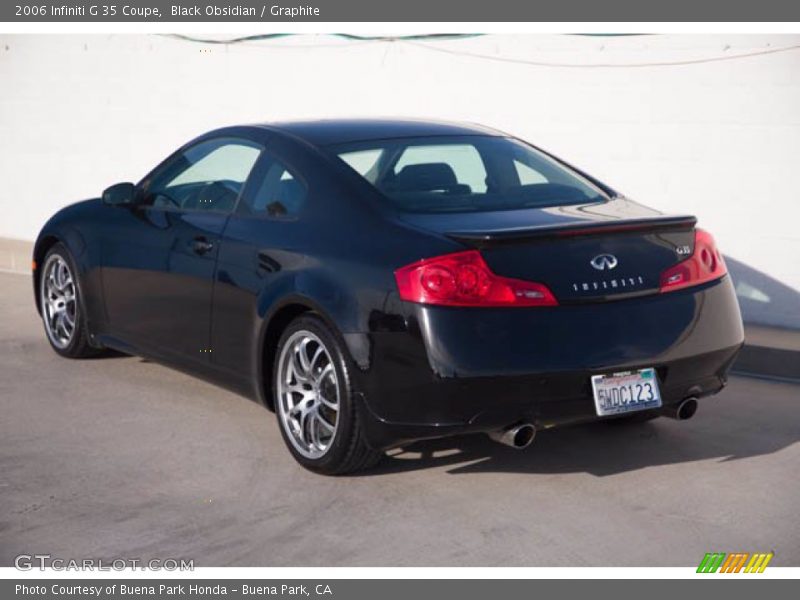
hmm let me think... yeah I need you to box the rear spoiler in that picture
[447,215,697,246]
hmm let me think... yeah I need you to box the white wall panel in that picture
[1,34,798,325]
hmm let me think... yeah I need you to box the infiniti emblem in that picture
[590,254,618,271]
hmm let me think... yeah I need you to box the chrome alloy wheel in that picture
[41,255,78,349]
[276,330,340,459]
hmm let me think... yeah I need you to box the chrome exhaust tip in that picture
[488,423,536,449]
[665,397,699,420]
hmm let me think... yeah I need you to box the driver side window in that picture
[143,138,261,213]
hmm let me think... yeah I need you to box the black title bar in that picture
[5,0,800,22]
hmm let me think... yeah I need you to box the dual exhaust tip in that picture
[488,423,536,449]
[488,397,699,449]
[664,397,699,421]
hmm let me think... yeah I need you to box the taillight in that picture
[394,250,558,307]
[659,228,727,293]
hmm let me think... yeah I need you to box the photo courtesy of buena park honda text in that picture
[1,0,799,596]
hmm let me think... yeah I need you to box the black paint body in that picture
[33,120,744,449]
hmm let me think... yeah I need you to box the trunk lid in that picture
[397,198,697,303]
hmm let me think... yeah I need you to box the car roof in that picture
[254,118,505,146]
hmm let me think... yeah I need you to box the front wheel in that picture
[273,315,382,475]
[39,244,99,358]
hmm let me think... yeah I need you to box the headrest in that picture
[391,163,458,192]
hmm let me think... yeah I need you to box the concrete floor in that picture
[1,271,798,567]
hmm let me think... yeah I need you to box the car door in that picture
[100,136,263,362]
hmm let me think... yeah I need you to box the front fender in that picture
[33,199,105,335]
[33,218,88,314]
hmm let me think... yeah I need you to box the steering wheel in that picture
[196,180,240,210]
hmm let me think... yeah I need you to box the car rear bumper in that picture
[352,275,744,450]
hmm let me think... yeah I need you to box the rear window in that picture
[332,135,607,213]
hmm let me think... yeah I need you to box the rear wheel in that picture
[273,315,382,475]
[39,244,99,358]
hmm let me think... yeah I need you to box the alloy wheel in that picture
[41,255,77,349]
[276,330,340,459]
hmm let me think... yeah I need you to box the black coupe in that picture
[34,119,744,473]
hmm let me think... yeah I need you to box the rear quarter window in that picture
[239,157,308,218]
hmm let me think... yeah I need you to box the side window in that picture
[144,139,261,212]
[240,156,308,218]
[338,148,384,184]
[513,159,549,185]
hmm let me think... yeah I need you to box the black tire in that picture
[273,314,382,475]
[39,243,100,359]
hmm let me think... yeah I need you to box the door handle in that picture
[190,237,214,255]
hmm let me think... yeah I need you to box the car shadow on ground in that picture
[80,343,800,480]
[726,255,800,330]
[84,348,129,359]
[365,410,800,477]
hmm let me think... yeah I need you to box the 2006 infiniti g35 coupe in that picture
[34,119,744,474]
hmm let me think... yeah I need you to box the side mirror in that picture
[102,182,136,206]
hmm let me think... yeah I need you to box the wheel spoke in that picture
[318,393,338,410]
[289,351,310,383]
[309,346,324,372]
[287,392,308,415]
[297,337,315,374]
[54,312,66,339]
[285,382,306,395]
[57,264,68,290]
[315,409,336,433]
[297,404,310,435]
[316,362,334,385]
[308,414,322,449]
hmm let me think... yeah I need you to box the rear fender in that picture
[252,276,377,409]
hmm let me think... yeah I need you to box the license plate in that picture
[591,368,662,417]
